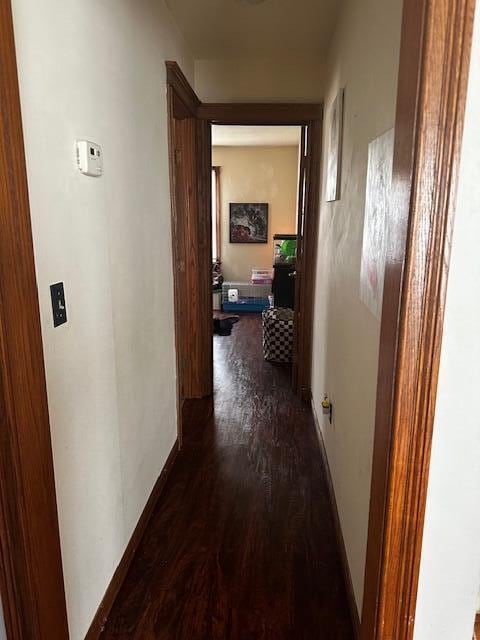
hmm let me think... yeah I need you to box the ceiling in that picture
[165,0,341,59]
[212,125,301,146]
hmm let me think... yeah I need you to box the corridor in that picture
[101,315,354,639]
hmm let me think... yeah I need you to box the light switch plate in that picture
[50,282,67,327]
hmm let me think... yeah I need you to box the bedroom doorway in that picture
[166,60,322,440]
[210,124,303,381]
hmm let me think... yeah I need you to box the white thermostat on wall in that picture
[76,140,103,177]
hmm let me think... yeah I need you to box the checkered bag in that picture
[262,307,295,363]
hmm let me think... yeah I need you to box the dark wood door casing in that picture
[166,63,213,419]
[195,96,323,400]
[0,1,69,638]
[294,119,322,399]
[361,0,476,637]
[167,61,323,410]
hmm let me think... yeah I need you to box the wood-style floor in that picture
[101,314,355,639]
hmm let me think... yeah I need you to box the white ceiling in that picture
[165,0,341,59]
[212,125,301,146]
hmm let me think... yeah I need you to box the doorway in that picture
[166,66,322,443]
[210,124,302,382]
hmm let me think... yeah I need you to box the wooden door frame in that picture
[212,166,222,264]
[198,102,323,400]
[166,62,214,445]
[166,61,322,419]
[361,0,476,637]
[0,0,475,637]
[0,2,69,638]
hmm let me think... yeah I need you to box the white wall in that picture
[414,6,480,639]
[11,1,192,638]
[195,57,325,102]
[310,0,402,614]
[212,145,299,281]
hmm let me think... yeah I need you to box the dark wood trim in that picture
[474,613,480,639]
[212,166,222,263]
[294,119,322,399]
[362,0,476,638]
[195,116,214,397]
[0,2,70,638]
[166,81,186,447]
[166,63,213,434]
[165,61,200,118]
[205,104,323,400]
[198,102,323,125]
[292,126,307,395]
[85,440,179,639]
[311,404,360,638]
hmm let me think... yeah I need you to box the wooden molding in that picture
[474,613,480,639]
[197,102,323,125]
[85,440,179,639]
[0,2,70,638]
[294,119,322,397]
[165,61,200,118]
[203,106,322,400]
[362,0,476,638]
[166,62,213,414]
[212,166,221,262]
[311,403,361,638]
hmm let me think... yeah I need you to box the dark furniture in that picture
[272,263,295,309]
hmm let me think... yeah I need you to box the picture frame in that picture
[229,203,269,243]
[326,87,344,202]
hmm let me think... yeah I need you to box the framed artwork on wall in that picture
[360,128,395,319]
[326,87,344,202]
[229,203,268,243]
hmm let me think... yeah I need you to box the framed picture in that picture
[360,128,394,319]
[326,88,344,202]
[229,203,268,243]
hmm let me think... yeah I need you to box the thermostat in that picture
[76,140,103,177]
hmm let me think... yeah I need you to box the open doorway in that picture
[211,125,302,382]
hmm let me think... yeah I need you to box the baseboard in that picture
[85,439,179,639]
[311,401,361,638]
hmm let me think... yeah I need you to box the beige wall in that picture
[310,0,402,614]
[212,145,299,282]
[196,58,325,102]
[11,1,192,638]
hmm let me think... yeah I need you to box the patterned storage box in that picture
[262,308,295,363]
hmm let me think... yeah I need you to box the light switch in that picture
[50,282,67,327]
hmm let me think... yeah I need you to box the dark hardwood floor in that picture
[101,314,355,639]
